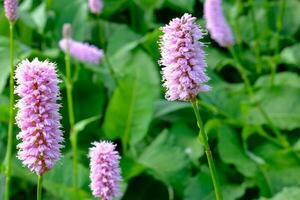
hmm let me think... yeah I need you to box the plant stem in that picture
[228,46,253,97]
[191,100,223,200]
[272,0,286,85]
[229,46,289,148]
[37,175,43,200]
[64,46,78,188]
[4,22,15,200]
[249,0,262,74]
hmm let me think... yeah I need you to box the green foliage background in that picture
[1,0,300,199]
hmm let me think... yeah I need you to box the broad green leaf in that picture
[31,2,47,34]
[103,50,159,145]
[0,37,31,94]
[138,130,189,191]
[246,86,300,130]
[170,122,204,164]
[184,170,250,200]
[165,0,195,12]
[107,25,141,56]
[12,157,92,200]
[154,100,190,119]
[217,125,257,177]
[120,156,145,181]
[255,72,300,88]
[134,0,164,9]
[260,187,300,200]
[281,43,300,66]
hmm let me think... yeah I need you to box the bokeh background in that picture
[1,0,300,199]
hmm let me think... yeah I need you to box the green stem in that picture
[228,46,253,97]
[37,175,43,200]
[272,0,286,85]
[249,0,262,74]
[191,100,223,200]
[64,47,78,188]
[229,46,289,148]
[4,22,15,200]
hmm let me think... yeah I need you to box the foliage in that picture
[0,0,300,199]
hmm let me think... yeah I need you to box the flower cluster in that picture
[4,0,18,22]
[88,0,103,15]
[159,13,210,101]
[89,141,122,200]
[204,0,235,47]
[59,38,104,65]
[15,59,63,175]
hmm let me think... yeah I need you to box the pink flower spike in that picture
[88,0,103,15]
[59,38,104,65]
[204,0,235,47]
[4,0,18,22]
[15,58,64,175]
[89,141,122,200]
[159,13,210,101]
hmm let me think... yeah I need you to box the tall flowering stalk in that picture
[204,0,290,149]
[15,59,64,200]
[159,13,223,200]
[4,0,18,199]
[89,141,122,200]
[59,24,79,188]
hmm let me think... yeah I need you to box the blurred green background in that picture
[1,0,300,199]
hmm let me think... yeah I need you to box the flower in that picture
[88,0,103,15]
[89,141,122,200]
[4,0,18,22]
[15,58,63,175]
[59,38,104,65]
[159,13,210,101]
[204,0,235,47]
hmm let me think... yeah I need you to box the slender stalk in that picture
[191,100,223,200]
[228,46,253,96]
[4,22,15,200]
[64,46,77,188]
[272,0,286,85]
[229,46,289,148]
[249,0,262,74]
[37,175,43,200]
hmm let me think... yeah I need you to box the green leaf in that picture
[138,130,189,189]
[170,122,204,164]
[246,86,300,130]
[133,0,165,10]
[0,37,32,94]
[31,2,47,34]
[154,100,190,119]
[217,125,257,177]
[103,50,159,145]
[260,187,300,200]
[255,72,300,88]
[12,157,92,200]
[74,115,101,134]
[165,0,195,12]
[281,43,300,66]
[184,170,250,200]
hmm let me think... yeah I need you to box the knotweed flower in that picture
[59,39,104,65]
[4,0,18,22]
[159,13,210,101]
[88,0,103,15]
[204,0,235,47]
[89,141,122,200]
[15,58,63,175]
